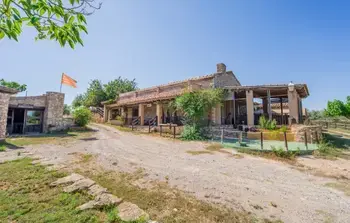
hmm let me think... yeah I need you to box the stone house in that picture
[0,87,68,140]
[103,63,310,128]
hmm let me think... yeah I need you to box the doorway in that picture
[12,109,25,134]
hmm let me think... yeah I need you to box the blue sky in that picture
[1,0,349,110]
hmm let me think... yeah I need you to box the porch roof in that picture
[0,86,19,94]
[224,84,309,99]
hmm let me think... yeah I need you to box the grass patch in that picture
[81,154,94,163]
[1,128,95,148]
[237,147,301,163]
[313,137,350,160]
[0,145,6,152]
[325,182,350,196]
[0,158,106,222]
[205,143,224,151]
[76,167,258,223]
[186,150,213,155]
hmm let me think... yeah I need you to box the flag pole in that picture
[60,73,63,93]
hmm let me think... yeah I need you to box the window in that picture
[26,110,42,125]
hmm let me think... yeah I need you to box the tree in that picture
[84,79,106,107]
[0,79,26,91]
[63,104,71,115]
[325,99,348,117]
[172,88,225,140]
[72,77,138,108]
[72,93,86,108]
[307,109,325,120]
[104,77,137,103]
[0,0,101,48]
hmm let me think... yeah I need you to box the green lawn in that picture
[0,158,149,223]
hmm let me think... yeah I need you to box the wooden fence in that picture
[310,120,350,130]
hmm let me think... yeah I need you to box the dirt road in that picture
[1,124,349,223]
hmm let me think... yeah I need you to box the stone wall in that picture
[0,92,11,140]
[43,92,65,133]
[9,95,46,108]
[214,71,240,88]
[291,124,323,143]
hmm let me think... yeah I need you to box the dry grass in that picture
[186,150,213,155]
[325,182,350,196]
[74,163,259,223]
[237,148,298,164]
[205,143,224,151]
[1,129,95,148]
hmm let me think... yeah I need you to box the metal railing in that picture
[148,116,158,133]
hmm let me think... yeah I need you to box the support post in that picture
[284,131,288,151]
[267,90,272,121]
[156,103,162,126]
[246,90,254,126]
[304,131,308,150]
[280,97,283,124]
[160,125,162,136]
[315,131,319,144]
[233,92,236,126]
[173,126,176,139]
[139,104,145,126]
[221,128,224,144]
[10,109,14,134]
[260,132,263,150]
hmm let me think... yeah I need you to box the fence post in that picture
[315,131,319,144]
[284,131,288,151]
[160,125,162,136]
[173,126,176,139]
[304,131,308,150]
[132,121,134,131]
[260,132,263,150]
[239,131,242,144]
[221,128,224,144]
[149,123,151,133]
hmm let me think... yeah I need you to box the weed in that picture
[271,146,300,159]
[0,145,6,152]
[81,154,93,163]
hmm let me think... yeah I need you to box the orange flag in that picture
[61,73,77,88]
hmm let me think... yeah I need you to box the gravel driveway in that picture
[1,123,349,223]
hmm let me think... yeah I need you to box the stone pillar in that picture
[103,105,108,122]
[127,107,132,125]
[156,103,162,125]
[138,104,144,125]
[43,92,64,133]
[216,63,226,73]
[0,92,11,140]
[211,104,222,125]
[108,109,112,122]
[246,90,254,126]
[288,88,300,124]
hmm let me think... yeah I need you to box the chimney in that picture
[216,63,226,73]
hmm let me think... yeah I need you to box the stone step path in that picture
[50,173,157,223]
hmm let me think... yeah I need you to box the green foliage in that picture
[72,107,92,126]
[307,109,325,120]
[279,125,288,133]
[181,125,204,141]
[173,88,224,125]
[325,97,350,117]
[0,79,26,92]
[271,146,300,159]
[0,145,6,152]
[104,77,138,102]
[84,80,106,107]
[72,93,86,108]
[72,78,138,108]
[0,0,101,48]
[259,116,277,130]
[63,104,71,115]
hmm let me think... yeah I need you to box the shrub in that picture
[72,107,92,127]
[181,125,204,140]
[279,125,288,133]
[259,116,277,130]
[271,146,300,159]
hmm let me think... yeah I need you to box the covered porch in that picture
[220,83,309,126]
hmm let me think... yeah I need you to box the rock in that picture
[50,173,85,186]
[117,202,149,222]
[63,178,95,193]
[88,184,108,196]
[77,193,122,210]
[95,193,123,206]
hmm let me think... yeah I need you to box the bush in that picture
[72,107,92,127]
[181,125,204,140]
[259,116,277,130]
[271,146,300,159]
[279,125,288,133]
